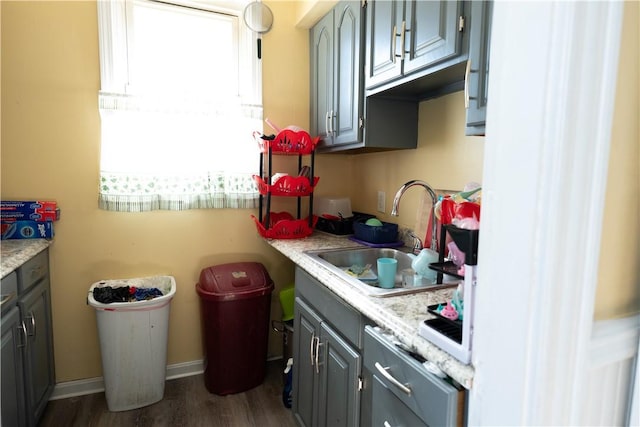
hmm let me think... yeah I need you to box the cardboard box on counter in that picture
[0,200,60,221]
[1,220,54,240]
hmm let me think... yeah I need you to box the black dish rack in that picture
[423,224,479,348]
[425,303,463,344]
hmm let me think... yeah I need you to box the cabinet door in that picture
[332,1,364,147]
[403,0,463,75]
[18,278,55,426]
[1,306,27,427]
[316,321,361,427]
[465,0,492,135]
[293,297,322,427]
[310,12,334,141]
[364,0,404,89]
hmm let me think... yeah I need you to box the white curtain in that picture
[97,0,261,212]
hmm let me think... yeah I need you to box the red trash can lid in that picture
[195,262,274,301]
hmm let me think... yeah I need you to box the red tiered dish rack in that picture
[251,129,321,239]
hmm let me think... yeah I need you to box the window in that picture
[97,0,261,211]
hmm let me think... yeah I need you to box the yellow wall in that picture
[1,0,635,385]
[346,91,484,232]
[0,0,315,382]
[594,0,640,320]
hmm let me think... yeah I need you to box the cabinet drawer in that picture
[364,326,465,427]
[295,267,364,349]
[371,375,427,427]
[1,272,18,313]
[17,249,49,294]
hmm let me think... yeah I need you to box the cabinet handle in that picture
[17,321,28,349]
[30,266,43,279]
[464,59,471,109]
[325,111,330,135]
[315,337,322,374]
[383,422,392,427]
[374,362,412,396]
[393,22,407,62]
[329,110,334,135]
[400,20,406,61]
[392,25,397,63]
[26,312,36,337]
[310,331,316,367]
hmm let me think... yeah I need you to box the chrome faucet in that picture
[391,180,438,251]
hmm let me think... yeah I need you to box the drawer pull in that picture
[0,291,16,306]
[374,362,412,396]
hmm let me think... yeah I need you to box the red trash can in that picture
[195,262,274,395]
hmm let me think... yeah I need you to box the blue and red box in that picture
[1,221,54,239]
[1,200,59,239]
[1,200,60,222]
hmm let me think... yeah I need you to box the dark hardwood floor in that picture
[39,360,297,427]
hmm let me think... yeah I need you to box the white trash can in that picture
[87,275,176,412]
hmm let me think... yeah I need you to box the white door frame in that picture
[468,1,625,425]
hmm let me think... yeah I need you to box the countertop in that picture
[1,239,51,279]
[266,232,475,389]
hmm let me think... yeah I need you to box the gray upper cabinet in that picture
[404,1,462,75]
[363,0,403,89]
[311,1,419,153]
[311,1,364,150]
[465,0,492,135]
[365,0,465,93]
[310,12,334,145]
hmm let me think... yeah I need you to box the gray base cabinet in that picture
[1,249,55,427]
[2,300,28,427]
[292,267,466,426]
[293,267,366,426]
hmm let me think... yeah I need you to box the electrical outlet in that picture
[377,191,385,213]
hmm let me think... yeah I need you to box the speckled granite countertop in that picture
[1,239,51,279]
[265,232,475,389]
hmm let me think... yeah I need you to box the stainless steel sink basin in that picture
[305,247,457,297]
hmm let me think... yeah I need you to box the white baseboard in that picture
[580,314,640,426]
[49,356,284,401]
[49,359,205,401]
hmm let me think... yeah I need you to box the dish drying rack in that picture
[419,224,479,364]
[250,129,321,239]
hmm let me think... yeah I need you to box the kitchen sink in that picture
[305,247,458,297]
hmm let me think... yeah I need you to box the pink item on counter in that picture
[440,301,459,321]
